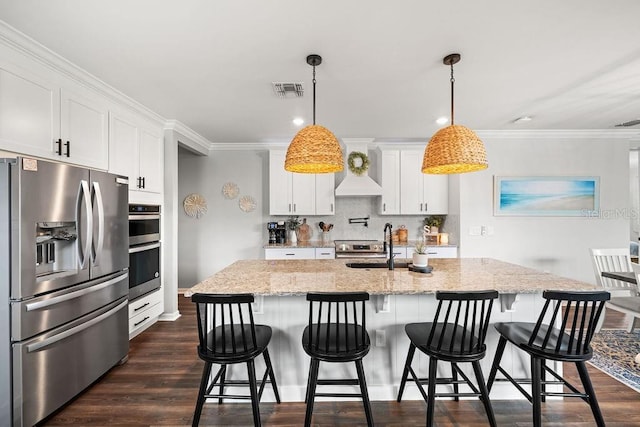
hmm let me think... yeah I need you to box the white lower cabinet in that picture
[314,247,336,259]
[406,246,458,259]
[128,289,163,339]
[264,248,316,260]
[264,247,334,260]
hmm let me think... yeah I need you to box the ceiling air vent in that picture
[615,119,640,127]
[272,82,304,98]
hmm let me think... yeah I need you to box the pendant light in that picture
[422,53,488,174]
[285,54,343,173]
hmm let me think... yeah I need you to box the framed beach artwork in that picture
[494,176,599,216]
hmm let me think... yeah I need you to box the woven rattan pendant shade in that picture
[422,53,488,175]
[422,125,487,174]
[285,54,343,174]
[285,124,343,173]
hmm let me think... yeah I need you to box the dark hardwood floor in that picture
[41,296,640,426]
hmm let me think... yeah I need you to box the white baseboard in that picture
[159,311,181,321]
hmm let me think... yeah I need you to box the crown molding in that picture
[164,120,214,155]
[476,129,640,140]
[189,129,640,153]
[0,20,165,126]
[209,142,289,151]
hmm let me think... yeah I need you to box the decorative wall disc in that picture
[183,193,208,218]
[222,182,239,199]
[238,195,256,213]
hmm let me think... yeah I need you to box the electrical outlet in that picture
[375,330,386,347]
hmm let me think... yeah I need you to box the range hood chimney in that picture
[335,139,383,197]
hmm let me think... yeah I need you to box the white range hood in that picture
[335,139,383,197]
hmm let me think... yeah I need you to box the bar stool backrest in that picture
[192,293,258,358]
[427,290,499,356]
[527,290,610,357]
[306,292,369,354]
[590,248,635,295]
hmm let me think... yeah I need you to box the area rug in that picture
[588,329,640,392]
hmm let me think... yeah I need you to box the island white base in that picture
[206,293,562,402]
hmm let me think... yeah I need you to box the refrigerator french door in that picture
[0,157,129,427]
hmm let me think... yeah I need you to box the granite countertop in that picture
[187,258,596,296]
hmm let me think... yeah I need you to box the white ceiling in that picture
[1,0,640,144]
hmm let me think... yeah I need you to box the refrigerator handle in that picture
[76,180,93,269]
[91,181,105,266]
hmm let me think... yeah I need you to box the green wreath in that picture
[348,151,370,176]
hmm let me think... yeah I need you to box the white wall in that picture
[459,132,630,284]
[178,149,270,288]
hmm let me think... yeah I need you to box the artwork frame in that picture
[494,176,600,217]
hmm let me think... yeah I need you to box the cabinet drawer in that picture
[425,246,458,258]
[315,248,336,259]
[129,301,162,337]
[388,247,407,258]
[406,246,458,259]
[128,289,162,318]
[264,248,316,260]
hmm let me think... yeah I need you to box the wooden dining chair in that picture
[487,290,610,427]
[191,293,280,427]
[302,292,373,427]
[397,290,499,427]
[590,248,639,331]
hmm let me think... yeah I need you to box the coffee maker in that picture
[267,221,286,244]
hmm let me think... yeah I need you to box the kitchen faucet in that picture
[383,223,394,270]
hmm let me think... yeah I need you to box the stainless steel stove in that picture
[334,240,386,258]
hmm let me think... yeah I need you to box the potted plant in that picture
[286,216,301,244]
[413,241,429,267]
[423,215,446,235]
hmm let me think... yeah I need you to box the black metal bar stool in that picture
[397,290,499,427]
[191,293,280,427]
[487,290,610,427]
[302,292,373,427]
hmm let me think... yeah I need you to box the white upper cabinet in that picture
[400,150,448,215]
[0,58,108,170]
[59,86,108,170]
[109,108,164,196]
[315,173,335,215]
[0,63,59,159]
[378,149,400,214]
[138,126,163,194]
[379,148,448,215]
[269,150,335,216]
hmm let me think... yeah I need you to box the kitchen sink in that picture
[346,262,410,269]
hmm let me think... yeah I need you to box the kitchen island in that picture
[187,258,598,402]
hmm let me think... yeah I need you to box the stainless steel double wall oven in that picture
[128,204,161,301]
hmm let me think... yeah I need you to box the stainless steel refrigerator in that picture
[0,157,129,426]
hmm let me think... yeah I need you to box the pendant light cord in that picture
[312,64,317,125]
[450,62,455,125]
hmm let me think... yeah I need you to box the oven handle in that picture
[335,253,387,259]
[26,299,128,353]
[128,214,160,221]
[25,272,129,312]
[129,242,161,254]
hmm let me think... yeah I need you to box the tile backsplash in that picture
[270,197,458,244]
